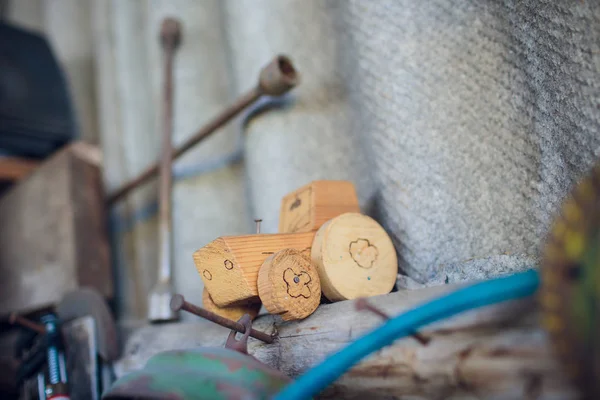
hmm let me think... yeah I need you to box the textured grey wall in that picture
[18,0,600,319]
[227,0,600,283]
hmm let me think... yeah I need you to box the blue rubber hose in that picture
[274,269,540,400]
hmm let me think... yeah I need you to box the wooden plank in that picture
[116,285,578,399]
[0,142,112,316]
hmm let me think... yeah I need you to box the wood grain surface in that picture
[311,213,397,301]
[194,232,315,306]
[258,248,321,321]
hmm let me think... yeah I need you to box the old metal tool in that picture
[148,18,182,322]
[106,54,299,205]
[170,294,274,344]
[103,314,288,399]
[541,162,600,399]
[355,298,430,345]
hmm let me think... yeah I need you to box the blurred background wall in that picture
[6,0,600,321]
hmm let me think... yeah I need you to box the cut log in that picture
[201,288,261,321]
[311,213,397,301]
[279,180,360,234]
[116,284,578,399]
[0,142,111,316]
[258,248,321,321]
[193,232,314,306]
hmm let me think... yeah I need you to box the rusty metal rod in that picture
[9,313,46,334]
[148,18,181,323]
[107,55,299,205]
[355,298,430,345]
[170,294,274,344]
[157,18,178,289]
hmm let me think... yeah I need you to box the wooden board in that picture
[311,213,397,301]
[279,180,360,233]
[202,288,261,321]
[0,142,112,316]
[193,232,315,306]
[116,285,578,399]
[258,249,321,321]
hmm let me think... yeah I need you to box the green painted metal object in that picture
[103,347,289,400]
[103,315,290,400]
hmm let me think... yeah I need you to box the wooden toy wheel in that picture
[258,248,321,321]
[311,212,397,302]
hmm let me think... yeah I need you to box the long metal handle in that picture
[157,19,181,285]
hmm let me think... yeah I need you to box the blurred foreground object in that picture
[541,162,600,399]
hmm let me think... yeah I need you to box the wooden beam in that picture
[116,284,579,399]
[0,142,112,316]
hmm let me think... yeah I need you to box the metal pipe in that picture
[170,294,274,344]
[157,18,178,289]
[148,18,182,322]
[106,55,299,205]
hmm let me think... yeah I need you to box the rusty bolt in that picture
[355,298,430,345]
[170,294,274,344]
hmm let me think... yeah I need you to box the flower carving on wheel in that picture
[283,268,312,298]
[349,238,379,269]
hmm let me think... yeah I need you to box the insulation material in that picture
[226,0,600,282]
[223,0,376,234]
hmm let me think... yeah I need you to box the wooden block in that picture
[202,288,261,321]
[193,232,314,306]
[0,142,111,315]
[311,213,397,302]
[258,248,321,321]
[279,180,360,233]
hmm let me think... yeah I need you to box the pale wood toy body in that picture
[279,180,360,233]
[258,248,321,321]
[312,212,397,301]
[201,288,261,321]
[193,232,314,306]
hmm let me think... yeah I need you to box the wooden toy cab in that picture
[193,180,398,321]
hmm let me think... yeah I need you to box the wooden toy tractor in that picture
[193,180,398,321]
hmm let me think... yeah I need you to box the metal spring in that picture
[43,317,61,385]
